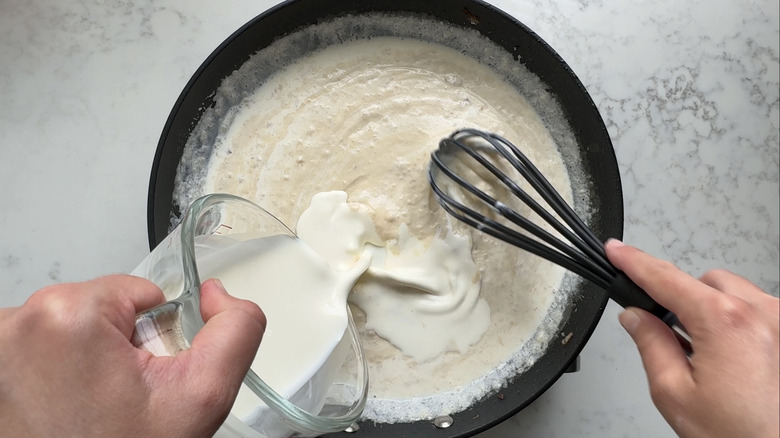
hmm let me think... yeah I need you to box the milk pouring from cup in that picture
[130,194,369,438]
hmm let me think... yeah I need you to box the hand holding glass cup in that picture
[130,193,368,438]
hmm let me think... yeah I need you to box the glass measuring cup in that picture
[130,193,369,437]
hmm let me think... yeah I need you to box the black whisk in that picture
[428,128,691,355]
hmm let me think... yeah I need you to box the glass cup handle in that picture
[131,301,191,357]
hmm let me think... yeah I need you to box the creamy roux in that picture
[201,36,572,421]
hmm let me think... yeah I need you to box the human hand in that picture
[605,239,779,438]
[0,275,266,438]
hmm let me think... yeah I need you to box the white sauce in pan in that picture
[179,34,577,422]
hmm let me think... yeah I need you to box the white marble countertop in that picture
[1,0,777,437]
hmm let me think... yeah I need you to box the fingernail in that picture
[619,308,641,334]
[212,278,226,292]
[605,238,625,249]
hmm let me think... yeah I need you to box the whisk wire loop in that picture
[428,169,610,288]
[430,144,613,287]
[442,138,578,245]
[434,130,616,281]
[453,129,616,278]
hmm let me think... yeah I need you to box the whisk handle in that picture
[608,272,667,317]
[608,272,693,356]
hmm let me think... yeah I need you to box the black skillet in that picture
[146,1,621,436]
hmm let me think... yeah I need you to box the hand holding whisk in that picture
[428,128,692,355]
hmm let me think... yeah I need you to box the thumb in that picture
[187,278,267,391]
[620,307,693,403]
